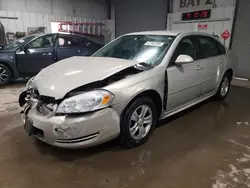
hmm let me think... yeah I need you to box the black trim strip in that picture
[163,70,168,110]
[229,0,239,50]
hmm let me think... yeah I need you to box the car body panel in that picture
[56,46,87,60]
[104,66,166,114]
[33,56,142,99]
[16,47,56,74]
[0,52,19,77]
[19,30,237,149]
[0,33,102,79]
[166,62,202,111]
[25,106,120,149]
[125,30,182,36]
[198,55,226,95]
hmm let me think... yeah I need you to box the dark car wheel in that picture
[214,73,232,101]
[119,97,157,148]
[0,63,11,85]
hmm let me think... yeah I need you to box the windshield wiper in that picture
[134,62,154,71]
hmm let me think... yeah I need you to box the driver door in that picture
[166,36,202,111]
[16,34,57,75]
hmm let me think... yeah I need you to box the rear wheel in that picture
[119,97,157,148]
[214,73,231,101]
[0,63,11,85]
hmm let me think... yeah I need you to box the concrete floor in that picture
[1,82,250,188]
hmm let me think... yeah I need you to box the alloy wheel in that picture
[129,105,153,140]
[220,76,229,97]
[0,67,9,83]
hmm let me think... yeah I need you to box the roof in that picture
[123,30,217,38]
[124,30,183,36]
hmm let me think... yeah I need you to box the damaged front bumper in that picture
[19,91,120,149]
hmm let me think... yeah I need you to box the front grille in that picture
[40,96,56,104]
[33,92,57,115]
[27,88,58,116]
[27,88,40,99]
[37,103,52,115]
[27,89,56,103]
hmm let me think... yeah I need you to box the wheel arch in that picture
[225,68,233,81]
[121,90,163,119]
[0,61,14,78]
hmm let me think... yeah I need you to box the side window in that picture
[217,41,226,55]
[26,35,56,49]
[198,36,219,58]
[58,36,82,47]
[171,37,197,64]
[82,39,93,47]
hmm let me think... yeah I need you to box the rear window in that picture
[217,42,226,55]
[198,36,219,58]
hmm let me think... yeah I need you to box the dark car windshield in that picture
[4,35,36,50]
[93,35,175,66]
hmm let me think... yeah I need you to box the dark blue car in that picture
[0,33,103,85]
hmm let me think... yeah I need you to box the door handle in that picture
[220,61,225,64]
[78,50,81,53]
[42,53,47,56]
[47,53,52,56]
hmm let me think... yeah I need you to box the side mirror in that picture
[175,54,194,65]
[0,45,4,50]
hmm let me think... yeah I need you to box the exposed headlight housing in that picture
[56,90,114,114]
[26,77,35,90]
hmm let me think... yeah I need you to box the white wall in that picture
[0,0,109,37]
[0,10,108,34]
[0,0,107,19]
[168,7,235,48]
[168,0,236,48]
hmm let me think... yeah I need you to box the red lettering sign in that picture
[198,23,208,29]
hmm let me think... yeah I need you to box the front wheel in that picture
[119,97,157,148]
[214,73,231,101]
[0,63,12,85]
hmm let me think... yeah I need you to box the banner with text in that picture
[173,0,215,12]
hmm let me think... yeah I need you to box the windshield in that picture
[4,35,36,50]
[93,35,175,66]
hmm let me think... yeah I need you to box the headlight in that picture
[56,90,114,114]
[26,77,35,90]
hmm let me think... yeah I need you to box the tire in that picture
[119,97,157,148]
[214,73,232,101]
[0,63,11,85]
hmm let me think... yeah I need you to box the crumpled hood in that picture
[33,56,140,99]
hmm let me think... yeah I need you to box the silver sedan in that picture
[19,31,237,149]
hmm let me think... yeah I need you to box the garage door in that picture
[231,0,250,78]
[115,0,168,37]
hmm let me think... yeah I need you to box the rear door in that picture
[16,34,57,74]
[196,35,227,95]
[82,38,102,55]
[56,35,90,61]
